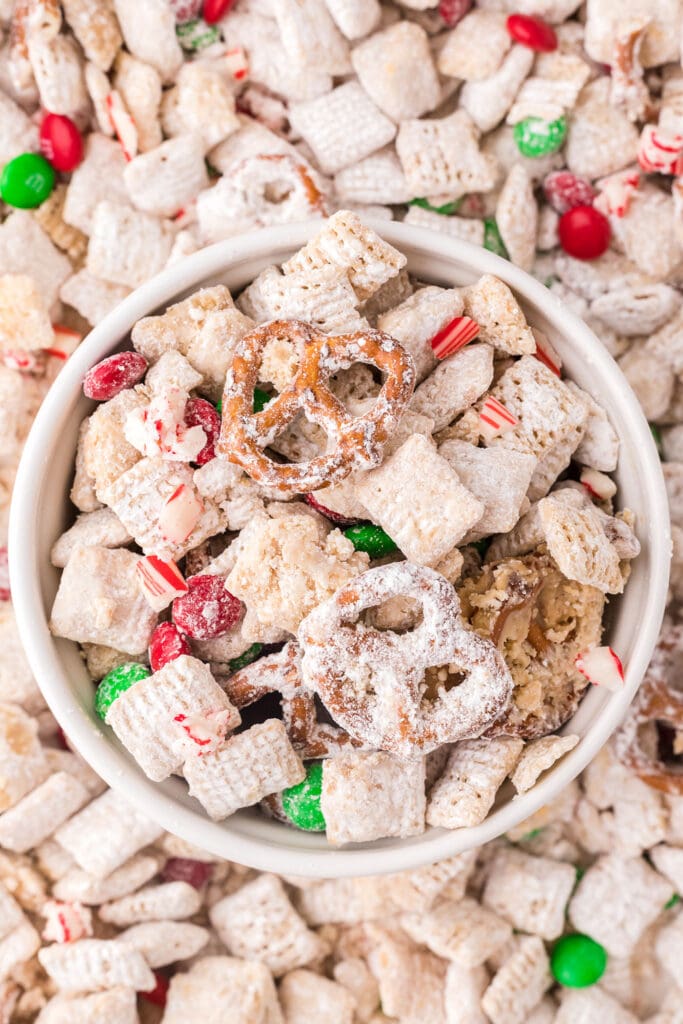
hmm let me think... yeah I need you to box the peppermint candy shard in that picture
[136,555,188,611]
[637,125,683,176]
[575,646,624,691]
[224,46,249,81]
[533,341,561,377]
[430,316,480,359]
[173,708,232,753]
[158,484,203,544]
[47,325,82,361]
[479,397,517,440]
[105,91,138,162]
[580,467,617,502]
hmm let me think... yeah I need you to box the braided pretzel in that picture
[217,319,415,495]
[298,562,514,759]
[223,641,361,759]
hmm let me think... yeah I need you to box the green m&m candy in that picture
[483,217,509,259]
[513,115,568,158]
[344,523,397,559]
[282,762,326,832]
[253,388,271,413]
[409,197,462,216]
[95,663,150,721]
[1,153,55,209]
[550,933,607,988]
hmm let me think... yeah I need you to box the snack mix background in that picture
[2,0,683,1022]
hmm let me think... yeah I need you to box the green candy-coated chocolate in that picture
[1,153,55,209]
[228,644,263,673]
[483,218,509,259]
[513,115,568,158]
[253,388,271,413]
[95,663,151,721]
[344,523,398,558]
[215,398,222,415]
[551,933,607,988]
[409,197,462,216]
[282,762,326,832]
[665,892,681,910]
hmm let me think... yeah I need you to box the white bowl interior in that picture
[9,221,670,877]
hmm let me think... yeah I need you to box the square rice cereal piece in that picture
[50,508,132,568]
[427,737,523,830]
[463,275,535,356]
[114,52,162,154]
[98,881,202,926]
[460,46,535,134]
[483,847,578,941]
[555,987,639,1024]
[0,212,71,310]
[62,0,123,72]
[0,607,48,715]
[81,390,145,499]
[0,921,41,985]
[238,265,367,334]
[566,79,640,181]
[401,896,512,969]
[409,344,494,431]
[114,921,209,967]
[143,350,203,395]
[355,435,484,565]
[510,734,580,794]
[63,134,129,235]
[282,210,406,303]
[226,513,368,634]
[27,34,88,120]
[53,853,160,905]
[280,970,355,1024]
[438,10,511,81]
[0,90,39,168]
[584,0,681,67]
[566,383,620,473]
[106,655,240,782]
[113,0,182,82]
[0,273,53,354]
[568,854,673,957]
[332,959,380,1020]
[367,931,447,1022]
[87,201,173,289]
[60,270,131,327]
[0,772,89,853]
[482,936,552,1024]
[132,285,250,402]
[209,873,326,976]
[289,82,395,175]
[323,0,381,40]
[184,720,304,820]
[49,544,158,655]
[161,63,239,152]
[351,22,441,122]
[31,988,139,1024]
[270,0,351,75]
[123,135,208,218]
[39,938,155,994]
[0,883,25,942]
[496,164,538,273]
[163,956,282,1024]
[396,111,498,200]
[54,789,163,878]
[334,147,412,206]
[103,458,226,560]
[403,206,486,246]
[0,703,49,813]
[506,52,590,126]
[438,441,536,541]
[444,963,488,1024]
[321,749,426,846]
[377,285,463,383]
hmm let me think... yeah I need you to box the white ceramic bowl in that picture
[9,221,670,877]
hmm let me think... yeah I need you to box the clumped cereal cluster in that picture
[1,0,683,1021]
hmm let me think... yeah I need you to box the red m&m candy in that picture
[506,13,557,52]
[149,622,192,672]
[202,0,236,23]
[438,0,472,27]
[558,205,611,260]
[39,113,84,173]
[82,351,148,401]
[172,575,242,640]
[185,397,221,465]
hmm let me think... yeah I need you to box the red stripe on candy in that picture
[430,316,480,359]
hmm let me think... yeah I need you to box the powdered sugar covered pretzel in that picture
[218,319,415,495]
[298,562,514,758]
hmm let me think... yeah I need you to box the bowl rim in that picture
[9,220,671,877]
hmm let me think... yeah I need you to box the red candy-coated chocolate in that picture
[203,0,236,23]
[172,575,242,640]
[543,170,596,215]
[185,397,221,465]
[0,547,9,601]
[141,971,169,1008]
[304,493,359,527]
[439,0,472,26]
[149,622,192,672]
[83,351,148,401]
[39,113,84,172]
[506,13,557,51]
[558,205,611,260]
[162,857,214,888]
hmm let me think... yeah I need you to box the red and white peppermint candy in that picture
[580,467,617,501]
[479,397,517,441]
[0,547,10,602]
[45,324,82,361]
[124,387,207,462]
[575,645,624,691]
[136,555,189,611]
[593,169,640,219]
[637,125,683,175]
[42,900,93,943]
[532,329,562,377]
[543,170,596,215]
[174,708,233,753]
[2,348,42,373]
[106,91,138,162]
[430,316,480,359]
[224,46,249,81]
[439,0,472,27]
[304,493,359,526]
[158,484,204,545]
